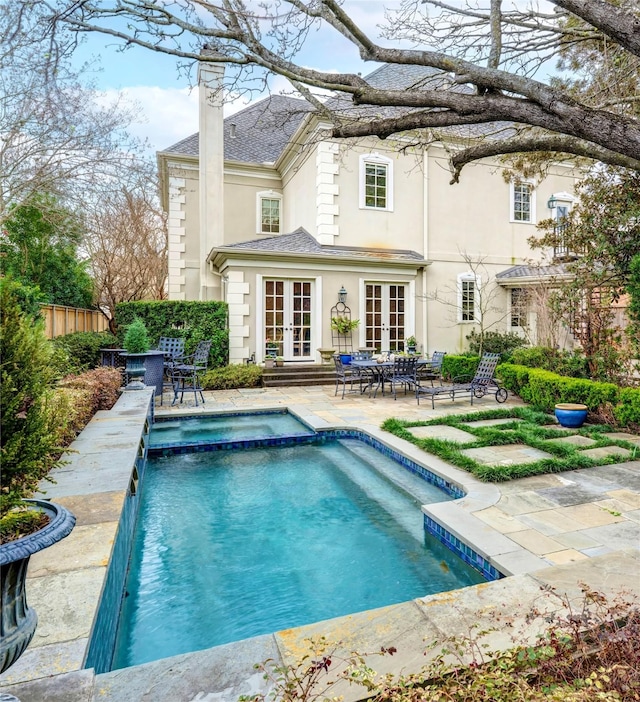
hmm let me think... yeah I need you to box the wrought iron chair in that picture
[416,353,508,408]
[333,354,360,399]
[383,355,419,400]
[417,350,446,386]
[171,340,212,406]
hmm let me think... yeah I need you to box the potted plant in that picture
[123,317,151,388]
[0,280,76,673]
[405,336,417,354]
[265,338,279,358]
[331,317,359,335]
[554,402,588,428]
[275,355,285,367]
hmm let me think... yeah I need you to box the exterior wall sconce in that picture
[547,195,557,209]
[338,286,347,303]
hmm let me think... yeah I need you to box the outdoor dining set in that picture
[334,351,508,408]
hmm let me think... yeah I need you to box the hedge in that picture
[201,364,263,390]
[52,331,118,373]
[115,300,228,368]
[441,354,480,382]
[498,362,640,426]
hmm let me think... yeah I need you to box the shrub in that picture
[0,279,62,518]
[441,354,479,381]
[115,300,228,368]
[614,387,640,428]
[51,331,118,373]
[510,346,589,378]
[54,367,122,446]
[123,317,151,353]
[201,364,263,390]
[466,329,528,360]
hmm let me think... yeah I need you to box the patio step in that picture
[262,363,336,387]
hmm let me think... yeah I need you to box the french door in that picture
[365,283,407,352]
[264,279,313,361]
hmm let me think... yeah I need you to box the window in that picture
[359,154,393,211]
[458,273,479,322]
[510,288,528,328]
[256,191,282,234]
[511,182,535,223]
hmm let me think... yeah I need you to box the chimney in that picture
[198,55,225,300]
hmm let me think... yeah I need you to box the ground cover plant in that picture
[241,586,639,701]
[382,407,638,482]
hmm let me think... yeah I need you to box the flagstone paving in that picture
[408,425,477,442]
[462,444,553,465]
[1,384,639,702]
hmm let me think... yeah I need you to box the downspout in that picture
[422,147,429,354]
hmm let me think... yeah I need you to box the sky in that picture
[70,1,391,155]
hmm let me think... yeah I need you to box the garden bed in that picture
[383,407,639,482]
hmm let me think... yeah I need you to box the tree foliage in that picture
[48,0,640,179]
[1,195,95,308]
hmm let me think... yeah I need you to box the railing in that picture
[552,221,582,262]
[40,304,109,339]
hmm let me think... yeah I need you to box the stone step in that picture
[262,363,336,387]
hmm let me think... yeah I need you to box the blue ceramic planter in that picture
[339,353,352,365]
[554,403,588,428]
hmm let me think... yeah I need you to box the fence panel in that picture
[40,304,109,339]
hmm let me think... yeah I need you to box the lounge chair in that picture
[415,352,508,408]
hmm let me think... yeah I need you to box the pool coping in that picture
[1,392,639,702]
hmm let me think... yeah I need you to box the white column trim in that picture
[255,273,264,363]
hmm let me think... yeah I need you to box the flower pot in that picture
[317,348,336,365]
[339,353,352,365]
[407,345,416,354]
[264,358,275,368]
[0,500,75,673]
[554,403,588,428]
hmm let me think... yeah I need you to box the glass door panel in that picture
[264,279,314,361]
[365,283,406,352]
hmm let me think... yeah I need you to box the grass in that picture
[382,406,638,482]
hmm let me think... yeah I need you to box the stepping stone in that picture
[408,425,476,443]
[603,432,640,446]
[545,435,597,447]
[580,446,633,461]
[462,417,523,427]
[462,444,553,466]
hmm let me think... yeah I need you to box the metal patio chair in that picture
[417,350,446,386]
[333,354,360,399]
[171,340,212,406]
[415,353,508,408]
[383,355,419,400]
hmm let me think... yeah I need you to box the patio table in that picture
[351,358,433,397]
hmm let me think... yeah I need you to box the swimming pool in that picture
[109,414,486,669]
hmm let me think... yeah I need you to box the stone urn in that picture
[0,500,75,673]
[317,348,336,365]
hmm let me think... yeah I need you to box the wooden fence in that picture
[41,304,109,339]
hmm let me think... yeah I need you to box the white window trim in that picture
[256,190,282,235]
[509,180,536,224]
[457,272,481,323]
[547,191,576,221]
[359,153,394,212]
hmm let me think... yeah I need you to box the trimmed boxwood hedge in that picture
[115,300,228,368]
[498,362,640,427]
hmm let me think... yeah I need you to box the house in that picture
[157,62,580,364]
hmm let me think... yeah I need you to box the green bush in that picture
[123,316,151,353]
[466,329,528,360]
[509,346,589,378]
[0,279,63,518]
[116,300,228,368]
[52,331,118,373]
[614,387,640,427]
[441,354,480,381]
[201,364,263,390]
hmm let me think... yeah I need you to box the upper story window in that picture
[359,153,394,211]
[458,273,480,323]
[257,191,282,234]
[510,181,536,223]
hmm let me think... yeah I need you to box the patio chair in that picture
[417,350,446,386]
[171,340,212,406]
[382,355,419,400]
[415,353,508,409]
[333,354,360,399]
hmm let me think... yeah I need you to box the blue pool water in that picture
[149,411,313,447]
[113,438,484,669]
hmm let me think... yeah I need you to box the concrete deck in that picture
[1,384,638,702]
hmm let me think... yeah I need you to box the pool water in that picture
[149,411,313,447]
[113,439,484,669]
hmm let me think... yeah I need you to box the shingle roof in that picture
[161,94,312,162]
[215,228,424,262]
[496,264,571,281]
[161,64,517,162]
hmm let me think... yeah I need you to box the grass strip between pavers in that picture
[382,406,638,482]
